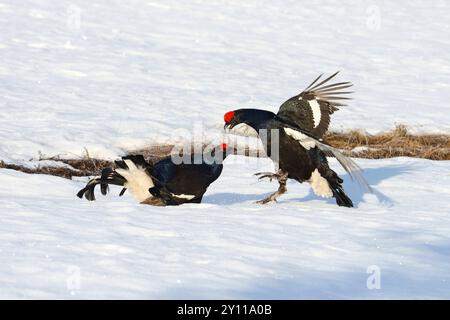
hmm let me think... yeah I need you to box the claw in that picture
[254,171,274,177]
[256,197,278,204]
[254,171,280,182]
[255,170,288,204]
[258,175,273,182]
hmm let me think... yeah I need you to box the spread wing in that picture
[276,71,353,138]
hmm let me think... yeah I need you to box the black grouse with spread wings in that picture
[224,72,369,207]
[276,71,353,138]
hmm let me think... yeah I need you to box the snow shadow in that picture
[204,164,410,207]
[203,192,272,205]
[344,164,411,206]
[158,266,450,299]
[295,165,410,207]
[279,164,411,207]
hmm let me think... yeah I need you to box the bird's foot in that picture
[256,193,279,204]
[254,170,288,182]
[255,169,288,204]
[256,184,287,205]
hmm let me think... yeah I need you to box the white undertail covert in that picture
[308,169,333,198]
[115,160,154,203]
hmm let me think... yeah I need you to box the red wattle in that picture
[224,111,235,123]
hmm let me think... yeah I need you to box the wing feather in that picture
[308,71,340,91]
[277,72,353,137]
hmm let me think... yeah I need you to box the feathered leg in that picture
[255,169,288,204]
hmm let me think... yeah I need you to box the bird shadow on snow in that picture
[291,165,411,207]
[204,164,411,207]
[203,192,272,205]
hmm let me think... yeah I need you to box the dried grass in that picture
[1,126,448,179]
[324,125,450,160]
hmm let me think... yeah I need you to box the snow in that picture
[1,156,450,299]
[1,0,450,299]
[1,0,450,162]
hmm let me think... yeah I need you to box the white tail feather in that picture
[116,160,154,202]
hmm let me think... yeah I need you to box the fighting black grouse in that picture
[77,144,230,206]
[223,72,370,207]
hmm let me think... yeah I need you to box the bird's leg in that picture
[256,170,288,204]
[254,169,286,182]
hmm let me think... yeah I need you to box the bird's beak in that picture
[223,122,235,130]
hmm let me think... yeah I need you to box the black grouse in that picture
[77,144,230,206]
[223,72,370,207]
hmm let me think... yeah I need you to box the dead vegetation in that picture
[0,126,448,179]
[0,159,114,179]
[324,125,450,161]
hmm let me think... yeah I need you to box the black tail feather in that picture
[100,168,113,195]
[310,148,354,208]
[77,167,127,201]
[330,183,353,207]
[114,154,153,174]
[323,171,353,207]
[76,177,100,201]
[114,159,129,170]
[77,181,98,201]
[122,155,152,169]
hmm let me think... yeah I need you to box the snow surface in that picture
[1,0,450,299]
[1,0,450,162]
[1,156,450,299]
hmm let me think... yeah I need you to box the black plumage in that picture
[223,73,369,207]
[277,71,353,138]
[77,145,230,206]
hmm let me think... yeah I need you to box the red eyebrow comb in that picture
[224,111,235,123]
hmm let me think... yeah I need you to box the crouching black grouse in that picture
[77,144,230,206]
[224,72,370,207]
